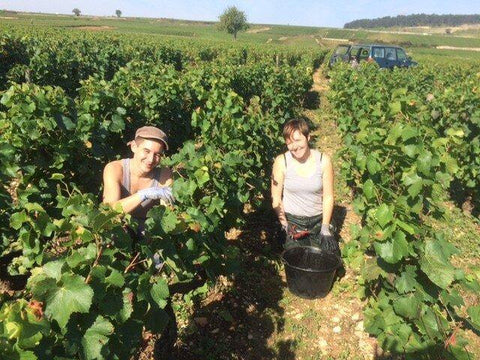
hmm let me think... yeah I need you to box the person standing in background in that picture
[271,118,339,255]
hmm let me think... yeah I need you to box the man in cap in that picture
[102,126,173,222]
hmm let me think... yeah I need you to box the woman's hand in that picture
[320,223,332,236]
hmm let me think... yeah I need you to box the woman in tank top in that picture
[271,118,339,255]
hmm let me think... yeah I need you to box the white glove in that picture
[138,186,174,203]
[320,223,332,237]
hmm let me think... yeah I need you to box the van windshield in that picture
[334,46,350,55]
[397,48,407,61]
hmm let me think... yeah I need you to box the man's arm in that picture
[102,161,144,214]
[271,155,287,227]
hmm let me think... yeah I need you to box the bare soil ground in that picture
[73,25,115,31]
[247,27,271,34]
[436,46,480,51]
[156,67,382,360]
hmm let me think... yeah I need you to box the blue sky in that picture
[1,0,477,28]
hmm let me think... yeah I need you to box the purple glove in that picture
[138,186,174,203]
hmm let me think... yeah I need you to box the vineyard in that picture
[0,20,479,360]
[328,62,480,358]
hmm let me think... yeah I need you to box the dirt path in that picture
[247,27,271,34]
[436,45,480,52]
[278,67,379,359]
[162,67,381,360]
[73,25,115,31]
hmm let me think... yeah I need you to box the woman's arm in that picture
[321,154,334,225]
[271,155,287,227]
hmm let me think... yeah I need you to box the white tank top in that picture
[283,150,323,217]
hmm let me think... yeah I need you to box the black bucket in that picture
[282,246,341,299]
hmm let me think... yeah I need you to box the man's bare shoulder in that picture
[103,160,123,179]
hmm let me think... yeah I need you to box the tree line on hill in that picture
[344,13,480,29]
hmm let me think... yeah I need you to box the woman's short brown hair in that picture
[283,118,310,140]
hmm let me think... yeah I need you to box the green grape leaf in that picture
[362,179,375,200]
[194,167,210,186]
[366,155,381,175]
[105,269,125,288]
[16,350,37,360]
[66,243,97,268]
[150,278,169,309]
[395,265,417,294]
[50,173,65,180]
[81,316,114,360]
[416,151,432,176]
[1,299,50,349]
[374,231,408,264]
[395,219,415,235]
[440,289,464,308]
[116,107,127,115]
[446,345,472,360]
[375,204,393,228]
[403,172,423,198]
[416,307,448,340]
[389,101,401,114]
[37,274,93,328]
[467,305,480,331]
[185,239,196,252]
[361,257,386,282]
[402,144,417,157]
[10,211,29,230]
[61,116,75,131]
[117,291,134,323]
[444,154,459,173]
[393,295,421,320]
[110,114,125,132]
[43,260,65,282]
[161,210,178,233]
[419,239,455,289]
[364,307,385,336]
[401,126,417,141]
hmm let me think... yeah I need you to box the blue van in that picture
[330,44,417,69]
[328,44,351,68]
[352,44,417,69]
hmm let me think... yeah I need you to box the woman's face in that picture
[286,130,310,160]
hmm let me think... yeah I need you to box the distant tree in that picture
[217,6,249,40]
[344,13,480,29]
[115,9,122,18]
[72,8,81,17]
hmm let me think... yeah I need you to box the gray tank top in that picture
[121,158,161,220]
[283,150,323,217]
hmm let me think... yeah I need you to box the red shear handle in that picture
[292,230,310,240]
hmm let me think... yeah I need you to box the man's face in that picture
[132,139,164,173]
